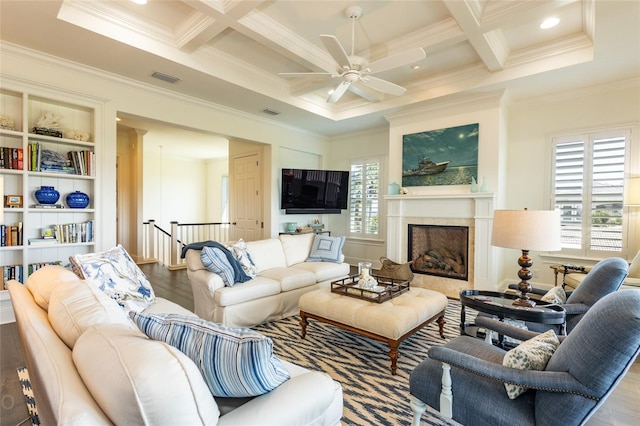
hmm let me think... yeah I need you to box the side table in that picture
[459,290,566,347]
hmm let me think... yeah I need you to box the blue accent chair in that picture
[409,290,640,426]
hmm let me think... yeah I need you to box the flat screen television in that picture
[281,168,350,214]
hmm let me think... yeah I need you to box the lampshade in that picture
[491,209,562,251]
[625,177,640,206]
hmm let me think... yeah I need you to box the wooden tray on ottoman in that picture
[330,274,410,303]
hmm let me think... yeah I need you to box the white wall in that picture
[327,126,390,268]
[506,80,640,287]
[206,157,229,222]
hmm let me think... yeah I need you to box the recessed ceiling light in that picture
[540,17,560,29]
[132,0,147,5]
[411,64,421,70]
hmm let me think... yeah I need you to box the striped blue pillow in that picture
[201,246,235,286]
[129,312,290,398]
[307,235,345,263]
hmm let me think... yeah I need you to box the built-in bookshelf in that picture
[0,82,102,308]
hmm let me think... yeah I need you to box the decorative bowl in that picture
[34,186,60,204]
[66,191,90,208]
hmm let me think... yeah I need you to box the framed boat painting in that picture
[402,123,479,187]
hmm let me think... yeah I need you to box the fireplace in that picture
[408,225,469,281]
[385,193,496,298]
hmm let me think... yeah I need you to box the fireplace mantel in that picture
[385,193,497,297]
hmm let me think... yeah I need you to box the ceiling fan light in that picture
[540,17,560,29]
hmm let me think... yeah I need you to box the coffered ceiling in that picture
[1,1,638,136]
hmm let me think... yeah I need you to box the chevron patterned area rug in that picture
[254,299,467,426]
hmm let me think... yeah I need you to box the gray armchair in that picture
[409,290,640,426]
[479,257,629,337]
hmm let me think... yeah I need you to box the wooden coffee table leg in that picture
[387,340,400,375]
[436,313,446,338]
[299,311,308,338]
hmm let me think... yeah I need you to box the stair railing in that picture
[142,220,233,269]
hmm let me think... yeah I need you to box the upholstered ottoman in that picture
[299,287,448,374]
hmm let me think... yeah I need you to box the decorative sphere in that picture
[34,186,60,204]
[66,191,90,208]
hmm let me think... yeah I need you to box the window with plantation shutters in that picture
[551,128,629,256]
[349,160,380,237]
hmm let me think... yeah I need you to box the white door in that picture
[231,154,262,241]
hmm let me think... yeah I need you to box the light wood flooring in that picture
[1,263,638,425]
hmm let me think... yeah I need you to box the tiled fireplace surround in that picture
[385,193,496,299]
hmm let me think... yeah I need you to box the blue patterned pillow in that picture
[129,312,290,397]
[307,235,345,263]
[229,239,257,278]
[69,245,155,312]
[201,246,235,286]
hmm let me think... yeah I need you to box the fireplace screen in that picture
[408,224,469,281]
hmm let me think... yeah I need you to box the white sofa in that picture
[185,233,351,328]
[7,265,343,425]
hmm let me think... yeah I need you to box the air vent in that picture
[262,108,281,116]
[151,71,181,84]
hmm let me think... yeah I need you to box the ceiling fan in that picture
[280,5,426,103]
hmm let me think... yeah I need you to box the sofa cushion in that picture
[259,267,316,292]
[279,233,315,266]
[246,239,287,272]
[48,279,137,348]
[69,245,155,312]
[215,276,281,307]
[307,235,346,263]
[201,246,235,286]
[73,324,220,425]
[291,261,351,283]
[130,312,290,398]
[26,265,83,311]
[228,239,258,278]
[502,329,560,399]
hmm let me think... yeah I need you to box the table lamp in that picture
[491,208,562,307]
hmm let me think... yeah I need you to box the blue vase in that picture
[34,186,60,204]
[66,191,90,208]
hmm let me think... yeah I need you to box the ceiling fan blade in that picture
[366,47,426,74]
[279,72,335,77]
[349,83,382,102]
[327,80,351,103]
[320,34,352,69]
[360,76,406,96]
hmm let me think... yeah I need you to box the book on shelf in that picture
[0,147,24,170]
[28,237,59,246]
[30,204,64,209]
[0,223,23,246]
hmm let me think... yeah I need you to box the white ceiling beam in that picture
[444,0,509,72]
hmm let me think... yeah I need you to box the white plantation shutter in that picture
[552,129,628,256]
[350,160,380,236]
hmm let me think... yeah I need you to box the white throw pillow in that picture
[307,235,345,263]
[69,245,155,312]
[228,239,257,278]
[279,233,315,266]
[541,286,567,304]
[73,324,220,425]
[130,312,290,398]
[502,329,560,399]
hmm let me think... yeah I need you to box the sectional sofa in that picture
[185,233,350,328]
[7,264,343,425]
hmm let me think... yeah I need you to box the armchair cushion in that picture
[502,330,560,399]
[130,312,290,398]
